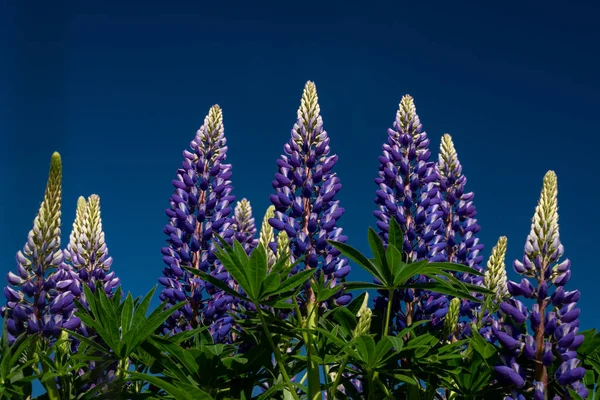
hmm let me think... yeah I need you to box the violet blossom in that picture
[494,171,586,399]
[2,153,80,342]
[268,81,350,309]
[158,105,237,343]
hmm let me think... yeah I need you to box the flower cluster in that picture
[268,81,350,308]
[493,171,585,399]
[62,195,120,299]
[158,105,237,342]
[231,198,258,254]
[2,153,80,342]
[372,95,448,332]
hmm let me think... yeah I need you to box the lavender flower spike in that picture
[374,95,444,261]
[483,236,508,302]
[268,81,350,308]
[258,205,277,267]
[436,134,483,269]
[158,105,236,341]
[62,195,120,296]
[231,199,258,254]
[435,134,484,328]
[372,95,446,332]
[1,153,76,341]
[495,171,585,399]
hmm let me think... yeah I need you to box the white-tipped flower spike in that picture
[354,308,372,338]
[231,198,258,254]
[524,171,561,275]
[276,230,291,269]
[356,292,370,318]
[497,172,584,399]
[484,236,508,300]
[22,152,64,273]
[68,196,87,253]
[354,294,372,336]
[443,297,460,338]
[259,205,277,266]
[83,194,113,271]
[62,194,119,296]
[1,152,74,340]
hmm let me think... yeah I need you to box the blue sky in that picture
[1,0,599,330]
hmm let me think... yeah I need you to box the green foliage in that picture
[0,318,36,399]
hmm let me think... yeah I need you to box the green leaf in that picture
[330,307,358,337]
[263,269,315,299]
[328,240,382,280]
[131,287,157,329]
[128,371,213,400]
[387,335,404,352]
[469,330,496,359]
[367,228,390,283]
[370,336,394,368]
[422,262,484,277]
[213,236,252,292]
[343,282,383,291]
[185,267,249,302]
[124,300,186,356]
[387,217,405,253]
[354,335,377,365]
[260,272,281,297]
[121,293,134,334]
[405,282,481,303]
[247,243,269,299]
[346,292,368,316]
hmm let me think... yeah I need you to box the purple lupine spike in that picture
[267,81,350,309]
[1,153,79,342]
[269,81,350,312]
[62,195,120,299]
[231,198,258,254]
[435,134,485,325]
[494,171,583,399]
[158,105,236,342]
[372,95,448,332]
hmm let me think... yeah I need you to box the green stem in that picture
[370,289,395,396]
[41,359,61,400]
[383,289,394,336]
[367,369,376,400]
[306,301,323,400]
[329,356,349,399]
[256,303,300,400]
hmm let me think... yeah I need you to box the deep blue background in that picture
[2,1,599,331]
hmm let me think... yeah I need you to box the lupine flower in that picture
[231,198,258,254]
[494,171,586,399]
[443,297,460,340]
[1,153,79,341]
[372,95,446,332]
[483,236,508,302]
[435,134,484,325]
[62,195,120,298]
[258,205,277,268]
[158,105,237,342]
[435,134,483,269]
[268,81,350,308]
[473,236,509,341]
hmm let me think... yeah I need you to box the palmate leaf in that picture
[0,319,36,398]
[247,244,269,299]
[387,217,405,253]
[74,286,184,360]
[328,240,382,281]
[367,227,391,283]
[262,269,315,299]
[128,372,213,400]
[184,267,249,302]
